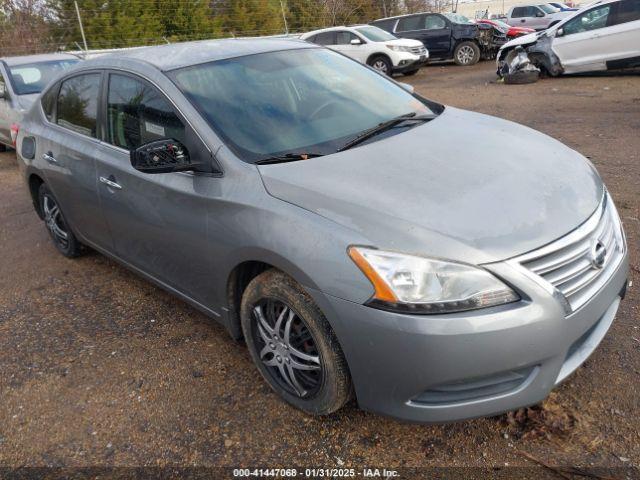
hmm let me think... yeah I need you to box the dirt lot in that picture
[0,61,638,477]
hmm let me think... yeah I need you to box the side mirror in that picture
[556,27,565,36]
[536,11,545,17]
[398,82,415,94]
[350,38,362,45]
[130,139,207,174]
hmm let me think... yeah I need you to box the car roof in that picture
[301,25,371,36]
[0,53,80,67]
[97,37,315,71]
[373,12,439,21]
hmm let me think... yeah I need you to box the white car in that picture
[300,25,428,76]
[498,0,640,75]
[502,3,572,30]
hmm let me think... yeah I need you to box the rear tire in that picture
[240,269,352,415]
[367,55,392,76]
[38,183,83,258]
[454,41,480,66]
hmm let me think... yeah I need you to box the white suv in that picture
[300,25,428,76]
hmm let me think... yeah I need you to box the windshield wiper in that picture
[337,112,437,152]
[254,152,324,165]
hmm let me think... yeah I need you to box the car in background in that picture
[477,18,536,38]
[498,4,573,30]
[300,25,428,75]
[498,0,640,75]
[0,53,79,151]
[372,12,507,65]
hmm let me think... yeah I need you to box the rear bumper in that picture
[307,250,628,423]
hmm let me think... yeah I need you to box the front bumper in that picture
[307,250,628,423]
[392,52,429,73]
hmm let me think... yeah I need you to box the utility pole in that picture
[280,0,289,35]
[74,1,88,51]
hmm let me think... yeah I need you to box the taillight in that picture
[10,123,19,146]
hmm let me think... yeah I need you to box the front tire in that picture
[454,41,480,66]
[240,269,352,415]
[368,55,392,76]
[38,183,83,258]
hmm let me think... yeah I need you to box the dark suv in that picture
[371,12,507,65]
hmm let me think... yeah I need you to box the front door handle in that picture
[99,175,122,190]
[42,152,58,164]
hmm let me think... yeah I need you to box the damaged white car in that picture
[497,0,640,80]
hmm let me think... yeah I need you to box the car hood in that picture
[385,38,425,48]
[258,107,603,264]
[502,31,541,49]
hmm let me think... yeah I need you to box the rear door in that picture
[552,3,622,71]
[38,71,113,249]
[95,71,219,305]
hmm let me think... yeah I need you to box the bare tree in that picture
[0,0,58,56]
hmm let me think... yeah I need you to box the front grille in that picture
[410,45,427,56]
[517,192,625,312]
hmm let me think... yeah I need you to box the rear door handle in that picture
[42,152,58,164]
[99,175,122,190]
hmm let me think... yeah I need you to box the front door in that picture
[95,71,220,306]
[395,14,450,57]
[553,3,616,71]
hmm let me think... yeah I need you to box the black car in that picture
[371,12,507,65]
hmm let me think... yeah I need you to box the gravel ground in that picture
[0,61,638,477]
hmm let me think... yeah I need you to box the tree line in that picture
[0,0,451,57]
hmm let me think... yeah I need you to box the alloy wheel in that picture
[43,194,69,249]
[457,45,476,65]
[372,60,389,74]
[251,299,323,398]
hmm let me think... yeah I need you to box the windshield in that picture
[9,59,79,95]
[355,26,397,42]
[443,13,474,24]
[538,4,559,13]
[170,48,439,163]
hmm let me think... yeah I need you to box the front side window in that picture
[170,47,439,163]
[107,73,186,151]
[397,15,425,31]
[335,31,359,45]
[563,5,612,34]
[425,15,447,29]
[56,73,100,138]
[355,26,397,42]
[614,0,640,24]
[9,60,78,96]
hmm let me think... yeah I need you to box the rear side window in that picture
[313,32,335,45]
[614,0,640,24]
[106,73,186,151]
[41,85,57,121]
[56,73,101,138]
[397,15,424,31]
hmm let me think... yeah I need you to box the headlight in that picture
[348,246,519,314]
[387,45,412,53]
